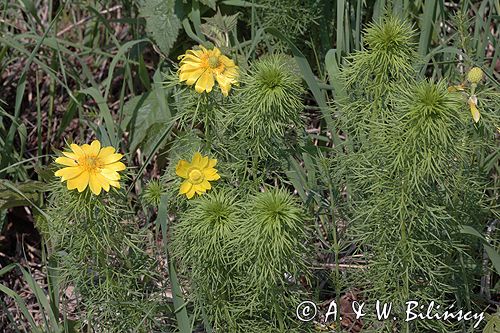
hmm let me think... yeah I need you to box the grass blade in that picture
[418,0,437,57]
[80,87,117,148]
[156,196,191,333]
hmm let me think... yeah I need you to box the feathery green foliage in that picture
[171,188,312,332]
[141,179,167,208]
[1,1,499,332]
[335,16,497,332]
[235,188,311,330]
[36,178,167,332]
[172,189,243,330]
[229,54,304,160]
[254,0,320,43]
[343,16,418,100]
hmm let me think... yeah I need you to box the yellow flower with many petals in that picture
[178,46,238,96]
[54,140,126,195]
[176,152,220,199]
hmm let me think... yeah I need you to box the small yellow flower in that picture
[176,152,220,199]
[468,95,480,123]
[178,45,238,96]
[54,140,126,195]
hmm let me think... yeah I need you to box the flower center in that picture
[188,169,204,184]
[80,155,102,172]
[208,56,220,69]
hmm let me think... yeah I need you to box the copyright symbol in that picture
[296,301,317,322]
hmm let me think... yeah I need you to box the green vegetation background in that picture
[0,0,499,332]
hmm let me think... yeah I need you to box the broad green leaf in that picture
[199,0,217,9]
[140,0,181,55]
[121,89,171,155]
[459,225,500,275]
[0,180,48,210]
[325,49,346,100]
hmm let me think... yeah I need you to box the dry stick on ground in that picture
[56,5,122,37]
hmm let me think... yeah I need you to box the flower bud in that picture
[467,67,483,84]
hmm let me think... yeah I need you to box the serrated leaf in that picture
[140,0,181,55]
[203,8,239,33]
[199,0,217,10]
[201,9,239,47]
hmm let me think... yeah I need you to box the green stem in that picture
[399,187,410,333]
[323,159,341,332]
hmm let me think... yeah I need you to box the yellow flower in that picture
[54,140,126,195]
[468,95,480,123]
[176,152,220,199]
[178,45,238,96]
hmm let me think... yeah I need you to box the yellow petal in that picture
[195,70,215,94]
[98,146,116,159]
[67,171,90,192]
[89,140,101,156]
[186,187,196,199]
[200,179,211,191]
[70,144,85,158]
[448,84,464,92]
[211,47,221,58]
[55,166,83,181]
[179,180,192,194]
[203,168,220,181]
[200,156,209,169]
[208,159,217,168]
[191,152,203,166]
[221,86,230,96]
[179,54,202,63]
[103,161,126,171]
[219,55,236,68]
[215,72,232,86]
[470,104,480,123]
[179,64,201,73]
[89,174,102,195]
[179,62,203,72]
[55,157,77,166]
[109,180,120,189]
[66,177,79,190]
[194,184,206,194]
[101,169,120,181]
[223,67,239,80]
[186,49,203,58]
[176,160,190,178]
[62,151,78,159]
[81,144,92,155]
[180,67,206,86]
[100,153,123,165]
[95,172,110,192]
